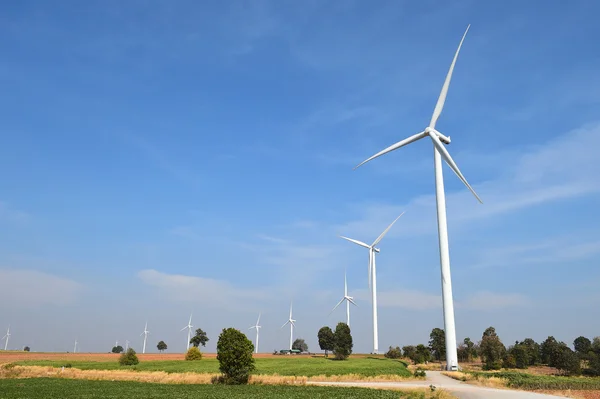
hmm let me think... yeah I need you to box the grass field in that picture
[12,357,412,378]
[0,378,435,398]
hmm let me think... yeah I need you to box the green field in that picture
[0,378,424,398]
[14,357,411,377]
[470,371,600,390]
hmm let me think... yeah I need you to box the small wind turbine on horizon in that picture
[330,269,357,327]
[340,212,404,354]
[125,340,130,351]
[248,313,261,354]
[140,322,150,354]
[180,313,193,351]
[2,327,10,351]
[73,339,78,353]
[115,340,119,348]
[280,302,296,351]
[353,25,481,370]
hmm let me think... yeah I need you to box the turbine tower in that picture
[280,302,296,351]
[180,313,193,351]
[340,212,404,354]
[140,322,150,354]
[125,340,130,351]
[354,25,481,371]
[73,339,77,353]
[248,313,261,354]
[2,327,11,351]
[330,269,357,327]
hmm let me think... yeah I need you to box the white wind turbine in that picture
[329,269,357,327]
[340,212,404,354]
[354,25,481,370]
[2,327,10,351]
[125,340,130,351]
[248,313,261,354]
[280,302,296,351]
[140,322,150,354]
[180,313,193,351]
[73,339,78,353]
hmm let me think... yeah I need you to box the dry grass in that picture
[442,371,508,389]
[308,373,422,382]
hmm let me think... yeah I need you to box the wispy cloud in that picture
[138,269,270,311]
[0,269,83,307]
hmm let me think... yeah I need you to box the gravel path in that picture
[307,371,567,399]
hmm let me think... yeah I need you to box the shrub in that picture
[332,322,353,360]
[185,346,203,361]
[502,354,516,369]
[215,327,255,385]
[384,346,402,359]
[62,363,72,368]
[414,369,426,378]
[118,348,139,366]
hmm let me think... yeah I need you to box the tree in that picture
[457,344,469,362]
[318,326,335,357]
[520,338,540,365]
[384,346,402,359]
[185,346,203,361]
[479,327,506,370]
[429,328,446,362]
[157,341,167,353]
[332,322,353,360]
[111,345,124,354]
[402,345,417,360]
[507,342,530,369]
[215,328,255,384]
[190,328,209,348]
[540,336,561,366]
[574,336,592,356]
[464,338,476,362]
[553,346,581,376]
[119,348,139,366]
[292,338,308,352]
[23,346,30,352]
[591,337,600,354]
[414,344,432,364]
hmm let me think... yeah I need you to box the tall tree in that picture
[402,345,417,360]
[317,326,335,357]
[190,328,209,348]
[540,336,561,365]
[479,327,505,370]
[574,336,592,355]
[332,322,353,360]
[520,338,540,365]
[415,344,431,364]
[429,328,446,362]
[464,338,476,361]
[111,345,124,354]
[157,341,167,353]
[292,338,308,352]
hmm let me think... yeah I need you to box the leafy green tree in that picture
[502,353,517,369]
[508,342,530,369]
[215,328,255,384]
[384,346,402,359]
[317,326,335,357]
[119,348,139,366]
[520,338,540,365]
[592,337,600,354]
[553,346,581,376]
[292,338,308,352]
[540,336,567,366]
[479,327,505,370]
[588,352,600,376]
[23,346,30,352]
[185,346,203,360]
[111,345,124,354]
[413,344,432,364]
[574,336,592,356]
[332,322,353,360]
[190,328,209,348]
[157,341,167,353]
[402,345,416,360]
[429,328,446,362]
[464,338,476,361]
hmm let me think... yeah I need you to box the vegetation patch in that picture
[448,370,600,390]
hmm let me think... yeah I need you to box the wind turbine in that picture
[115,340,119,348]
[280,302,296,351]
[354,25,481,370]
[340,212,404,354]
[180,313,193,351]
[125,340,130,351]
[140,322,150,354]
[73,339,77,353]
[248,313,261,354]
[2,327,10,351]
[330,269,357,327]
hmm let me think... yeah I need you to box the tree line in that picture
[385,326,600,376]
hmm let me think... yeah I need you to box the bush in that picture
[118,348,139,366]
[332,322,353,360]
[483,360,503,370]
[185,346,203,361]
[503,354,517,369]
[414,369,426,378]
[384,346,402,359]
[215,327,255,385]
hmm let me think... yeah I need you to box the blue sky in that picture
[1,0,599,354]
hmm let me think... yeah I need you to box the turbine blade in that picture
[372,212,405,246]
[339,236,370,249]
[349,298,358,307]
[329,297,345,314]
[180,326,187,332]
[280,320,289,329]
[257,312,261,325]
[354,131,427,169]
[429,132,482,203]
[429,25,470,128]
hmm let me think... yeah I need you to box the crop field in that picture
[0,378,437,399]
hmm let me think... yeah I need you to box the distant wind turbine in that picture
[340,212,404,354]
[280,302,296,351]
[180,313,193,351]
[248,313,261,354]
[73,339,77,353]
[2,327,11,351]
[115,340,119,348]
[125,340,130,351]
[140,322,150,354]
[353,25,479,371]
[330,269,357,327]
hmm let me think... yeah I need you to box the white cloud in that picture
[137,269,270,311]
[0,269,82,307]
